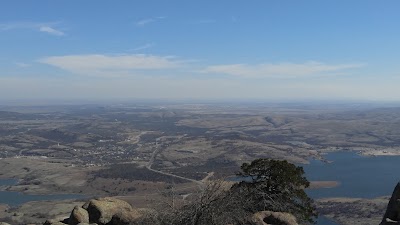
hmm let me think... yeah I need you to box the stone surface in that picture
[43,219,69,225]
[252,211,298,225]
[0,222,12,225]
[82,197,141,225]
[41,197,142,225]
[69,206,89,225]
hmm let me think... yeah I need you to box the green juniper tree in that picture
[231,159,317,224]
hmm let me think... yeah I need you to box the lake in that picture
[304,151,400,199]
[303,151,400,224]
[0,179,84,206]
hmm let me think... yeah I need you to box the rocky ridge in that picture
[3,183,400,225]
[42,197,298,225]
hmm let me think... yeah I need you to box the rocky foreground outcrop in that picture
[43,197,298,225]
[44,197,143,225]
[380,182,400,225]
[251,211,298,225]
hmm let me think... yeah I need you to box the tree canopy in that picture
[232,158,317,224]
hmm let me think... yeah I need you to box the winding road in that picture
[145,137,204,186]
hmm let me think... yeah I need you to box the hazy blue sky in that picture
[1,0,400,101]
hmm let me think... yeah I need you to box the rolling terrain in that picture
[1,102,399,224]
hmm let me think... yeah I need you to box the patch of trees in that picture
[28,128,78,143]
[139,133,163,143]
[167,157,239,180]
[94,164,188,184]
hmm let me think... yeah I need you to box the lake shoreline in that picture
[305,151,400,225]
[309,181,340,189]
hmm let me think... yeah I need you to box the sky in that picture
[1,0,400,101]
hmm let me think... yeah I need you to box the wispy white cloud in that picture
[130,43,155,51]
[39,26,64,36]
[38,53,364,80]
[135,16,166,27]
[202,61,365,78]
[39,54,182,76]
[0,21,65,36]
[136,19,155,26]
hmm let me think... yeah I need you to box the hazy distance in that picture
[1,1,400,101]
